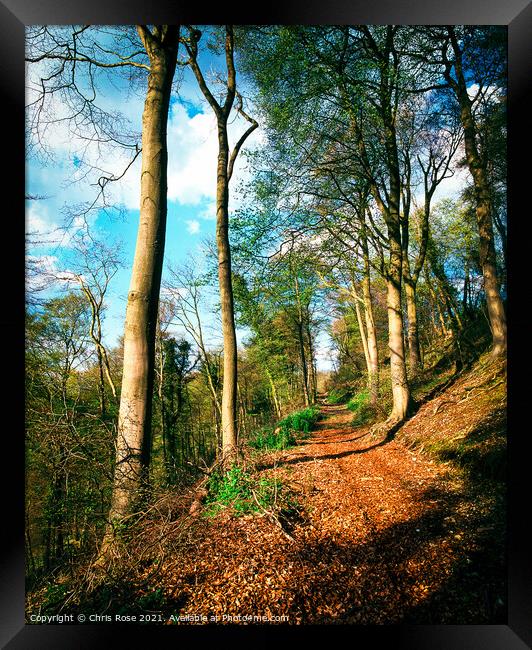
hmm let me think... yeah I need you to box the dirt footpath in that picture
[159,403,505,624]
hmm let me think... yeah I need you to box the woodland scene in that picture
[25,24,507,626]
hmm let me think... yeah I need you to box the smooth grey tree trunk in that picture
[105,27,179,529]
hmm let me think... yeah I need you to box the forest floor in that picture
[28,355,506,625]
[125,355,506,625]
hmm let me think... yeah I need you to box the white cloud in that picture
[198,199,217,221]
[26,203,57,243]
[167,104,218,204]
[26,253,58,275]
[25,253,60,295]
[467,83,494,102]
[432,164,470,202]
[186,219,201,235]
[27,59,262,221]
[166,101,261,208]
[26,201,95,250]
[161,286,189,300]
[56,270,82,284]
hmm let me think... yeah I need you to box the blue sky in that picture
[25,26,471,372]
[26,29,262,358]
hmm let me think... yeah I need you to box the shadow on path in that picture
[283,482,505,624]
[281,436,391,467]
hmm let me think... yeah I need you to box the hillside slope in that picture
[28,355,507,625]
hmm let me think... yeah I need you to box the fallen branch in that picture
[250,488,295,543]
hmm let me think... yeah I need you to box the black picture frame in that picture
[7,1,531,647]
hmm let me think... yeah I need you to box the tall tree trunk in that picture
[387,240,411,422]
[404,279,422,373]
[353,295,371,376]
[185,26,257,463]
[155,334,169,479]
[266,368,282,418]
[106,28,178,526]
[294,275,310,406]
[360,222,379,406]
[296,320,310,407]
[305,310,317,403]
[216,123,239,460]
[367,27,411,423]
[383,142,411,422]
[361,294,379,408]
[447,27,507,357]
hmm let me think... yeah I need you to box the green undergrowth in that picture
[203,465,297,518]
[326,388,352,404]
[247,406,320,451]
[347,390,377,426]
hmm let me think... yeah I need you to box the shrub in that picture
[280,406,320,437]
[327,388,352,405]
[247,406,320,450]
[42,583,69,612]
[347,390,370,412]
[137,588,166,610]
[248,425,296,451]
[204,465,284,516]
[347,390,377,426]
[352,403,376,426]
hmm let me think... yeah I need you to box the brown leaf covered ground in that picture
[146,359,506,626]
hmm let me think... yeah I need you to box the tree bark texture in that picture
[447,28,507,357]
[404,279,422,373]
[387,240,411,422]
[216,123,239,459]
[381,113,412,422]
[108,28,178,522]
[360,224,380,406]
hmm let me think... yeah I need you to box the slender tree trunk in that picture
[375,35,411,423]
[237,381,248,437]
[97,347,106,418]
[353,296,371,375]
[384,179,411,421]
[360,226,379,406]
[387,255,410,421]
[462,261,471,317]
[106,29,178,526]
[25,510,36,577]
[447,28,506,358]
[155,335,169,478]
[294,276,310,406]
[44,520,52,571]
[215,124,239,460]
[50,453,66,566]
[79,282,118,405]
[297,321,310,407]
[383,138,411,422]
[202,356,222,430]
[305,311,317,403]
[266,368,282,418]
[424,268,447,337]
[184,26,257,464]
[362,302,379,408]
[404,279,422,373]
